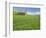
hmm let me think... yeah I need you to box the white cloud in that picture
[26,12,40,15]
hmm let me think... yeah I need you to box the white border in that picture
[7,2,46,38]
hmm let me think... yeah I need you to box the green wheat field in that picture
[13,13,40,31]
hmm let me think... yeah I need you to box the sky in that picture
[13,7,40,13]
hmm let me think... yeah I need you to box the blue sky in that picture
[13,7,40,13]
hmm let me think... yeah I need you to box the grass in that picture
[13,14,40,31]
